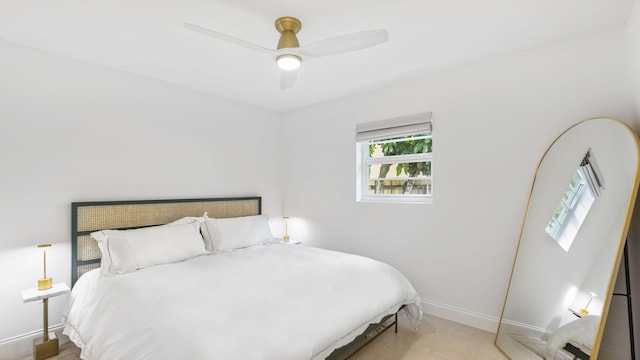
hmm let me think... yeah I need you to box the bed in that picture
[63,196,423,359]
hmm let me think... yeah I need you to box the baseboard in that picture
[498,318,552,339]
[0,324,67,359]
[420,298,500,333]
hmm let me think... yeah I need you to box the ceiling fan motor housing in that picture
[275,16,301,49]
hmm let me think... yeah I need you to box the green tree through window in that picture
[370,135,432,194]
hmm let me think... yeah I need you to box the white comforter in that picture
[63,244,422,360]
[545,315,599,360]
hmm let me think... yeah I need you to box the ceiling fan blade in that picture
[280,69,298,90]
[299,29,388,58]
[184,23,275,55]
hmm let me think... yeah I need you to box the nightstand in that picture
[21,283,70,360]
[569,308,589,318]
[568,308,583,318]
[281,239,302,244]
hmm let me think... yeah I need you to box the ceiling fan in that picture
[184,17,389,89]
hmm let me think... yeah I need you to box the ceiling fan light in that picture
[277,54,301,70]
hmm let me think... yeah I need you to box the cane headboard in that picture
[71,196,261,286]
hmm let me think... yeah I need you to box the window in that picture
[356,113,432,203]
[545,150,603,251]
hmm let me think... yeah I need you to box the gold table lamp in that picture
[283,216,290,242]
[37,244,52,290]
[579,292,598,316]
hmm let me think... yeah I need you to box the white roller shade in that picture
[580,149,604,197]
[355,112,432,142]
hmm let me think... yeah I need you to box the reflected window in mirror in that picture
[545,150,604,251]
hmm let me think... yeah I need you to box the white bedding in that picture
[63,243,422,360]
[545,316,599,360]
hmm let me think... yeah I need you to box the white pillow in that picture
[201,214,274,252]
[91,219,207,276]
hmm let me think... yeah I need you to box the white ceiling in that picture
[0,0,635,112]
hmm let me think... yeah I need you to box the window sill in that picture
[357,196,432,205]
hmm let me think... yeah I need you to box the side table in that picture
[21,283,70,360]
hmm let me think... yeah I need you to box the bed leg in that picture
[394,305,406,334]
[395,312,398,334]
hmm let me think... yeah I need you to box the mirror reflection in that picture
[545,150,603,252]
[496,118,640,360]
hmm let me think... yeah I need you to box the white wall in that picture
[619,0,640,357]
[0,39,284,345]
[628,0,640,119]
[283,29,635,331]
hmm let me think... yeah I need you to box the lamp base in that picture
[34,333,58,360]
[283,235,290,243]
[38,278,52,291]
[579,308,589,316]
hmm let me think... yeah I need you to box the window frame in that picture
[355,113,433,204]
[546,174,586,240]
[545,164,599,252]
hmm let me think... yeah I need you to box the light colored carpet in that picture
[8,340,80,360]
[349,313,507,360]
[10,314,507,359]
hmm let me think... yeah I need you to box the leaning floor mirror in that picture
[496,117,640,359]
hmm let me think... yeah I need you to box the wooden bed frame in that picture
[70,196,403,360]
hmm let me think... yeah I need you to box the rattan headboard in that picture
[71,196,261,286]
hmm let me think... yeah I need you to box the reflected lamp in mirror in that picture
[37,243,52,290]
[579,292,598,317]
[283,216,290,242]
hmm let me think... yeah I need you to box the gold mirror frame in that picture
[495,117,640,359]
